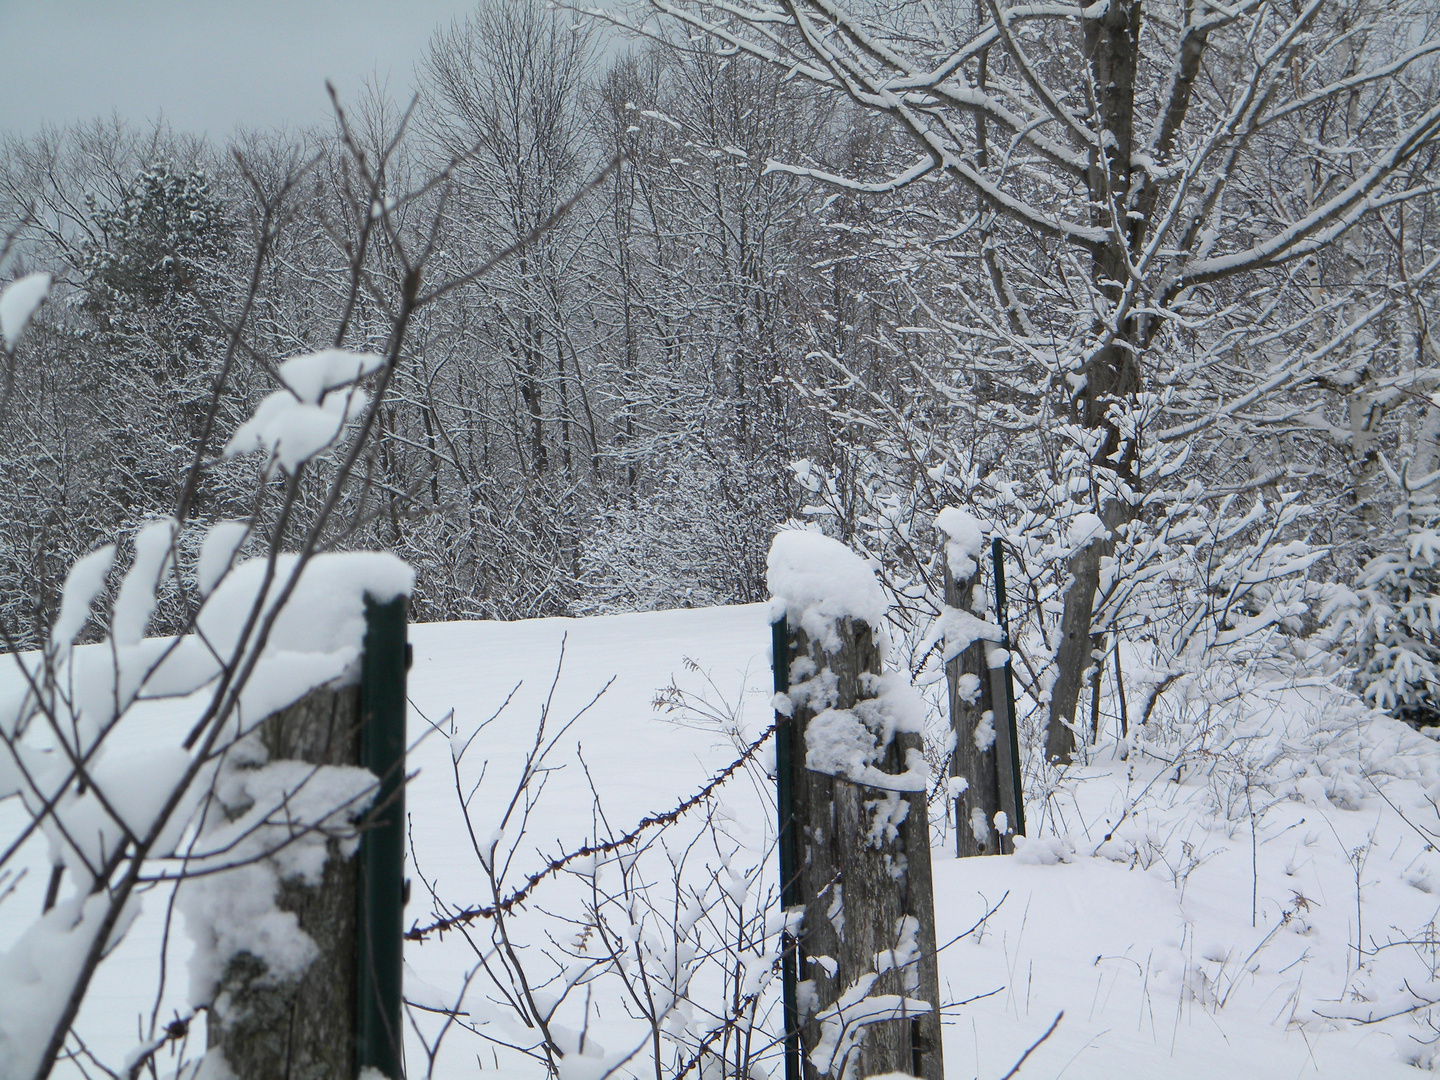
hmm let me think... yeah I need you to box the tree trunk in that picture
[207,683,361,1080]
[780,618,943,1080]
[1047,0,1146,762]
[1046,496,1131,763]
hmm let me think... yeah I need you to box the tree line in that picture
[2,0,1438,750]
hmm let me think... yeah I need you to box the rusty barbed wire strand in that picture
[405,721,777,941]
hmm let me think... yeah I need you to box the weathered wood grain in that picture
[208,682,362,1080]
[946,562,1003,858]
[783,619,943,1080]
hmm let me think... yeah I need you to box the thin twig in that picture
[996,1011,1063,1080]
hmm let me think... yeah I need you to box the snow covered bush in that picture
[791,394,1329,786]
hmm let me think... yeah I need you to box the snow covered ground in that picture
[6,601,1440,1078]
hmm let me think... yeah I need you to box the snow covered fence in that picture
[0,297,419,1080]
[204,589,409,1080]
[0,543,413,1080]
[767,530,942,1080]
[929,509,1024,857]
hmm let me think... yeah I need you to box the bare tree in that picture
[596,0,1440,758]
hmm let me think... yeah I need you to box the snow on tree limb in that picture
[0,273,50,351]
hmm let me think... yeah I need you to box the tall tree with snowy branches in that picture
[595,0,1440,758]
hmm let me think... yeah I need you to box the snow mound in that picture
[934,506,986,579]
[224,348,384,471]
[767,530,888,650]
[0,272,51,350]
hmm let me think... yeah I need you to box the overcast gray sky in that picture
[0,0,482,137]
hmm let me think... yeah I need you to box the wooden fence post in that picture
[207,684,364,1080]
[769,532,943,1080]
[208,592,408,1080]
[937,512,1023,856]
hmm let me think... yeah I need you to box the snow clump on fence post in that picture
[766,528,944,1080]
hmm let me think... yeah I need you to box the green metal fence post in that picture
[992,539,1026,838]
[358,594,408,1079]
[772,616,801,1080]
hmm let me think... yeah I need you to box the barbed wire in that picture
[405,721,777,941]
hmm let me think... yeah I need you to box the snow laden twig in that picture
[0,130,430,1079]
[565,762,791,1080]
[0,446,411,1080]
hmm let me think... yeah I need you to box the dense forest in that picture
[2,0,1438,763]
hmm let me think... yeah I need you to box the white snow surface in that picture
[178,757,376,1007]
[224,389,368,471]
[112,518,178,647]
[0,271,50,350]
[1068,511,1109,548]
[51,544,116,648]
[973,708,996,752]
[919,604,1002,664]
[196,521,249,597]
[3,603,1439,1079]
[274,348,384,404]
[766,530,888,650]
[192,551,412,660]
[44,550,414,742]
[0,891,137,1080]
[164,551,415,735]
[934,506,986,579]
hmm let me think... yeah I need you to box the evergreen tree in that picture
[1341,492,1440,727]
[80,160,229,362]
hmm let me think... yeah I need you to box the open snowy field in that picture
[5,602,1440,1078]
